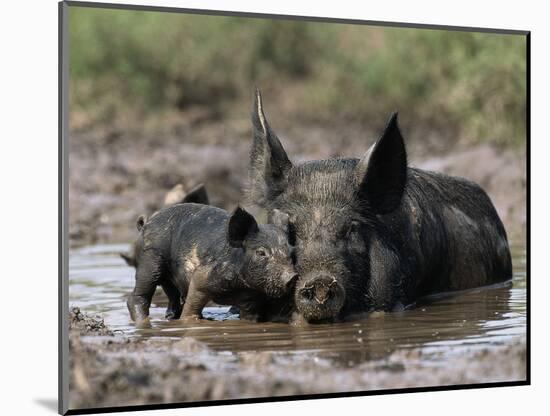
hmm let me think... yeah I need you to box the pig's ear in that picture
[248,88,292,205]
[271,208,289,232]
[355,112,407,214]
[136,215,146,231]
[228,206,260,248]
[182,183,209,205]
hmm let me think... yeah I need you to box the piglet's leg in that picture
[161,279,182,320]
[127,251,162,324]
[238,301,263,322]
[181,277,209,320]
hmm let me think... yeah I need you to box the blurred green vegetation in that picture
[69,7,526,147]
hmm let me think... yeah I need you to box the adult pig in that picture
[127,203,298,323]
[248,90,512,323]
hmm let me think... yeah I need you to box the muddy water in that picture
[69,241,526,366]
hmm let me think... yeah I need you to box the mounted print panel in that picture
[59,1,529,414]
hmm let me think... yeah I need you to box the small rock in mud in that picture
[172,337,210,354]
[239,351,276,368]
[69,306,113,336]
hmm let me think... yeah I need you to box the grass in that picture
[69,7,527,147]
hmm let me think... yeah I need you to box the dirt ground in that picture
[68,110,527,248]
[68,310,526,410]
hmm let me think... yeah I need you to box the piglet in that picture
[127,203,298,323]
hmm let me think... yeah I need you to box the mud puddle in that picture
[67,241,527,409]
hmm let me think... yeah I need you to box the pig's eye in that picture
[255,248,268,257]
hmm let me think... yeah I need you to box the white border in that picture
[2,0,547,415]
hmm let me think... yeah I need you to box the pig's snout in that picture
[295,273,345,322]
[299,275,337,304]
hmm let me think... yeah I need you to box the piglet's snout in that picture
[283,270,299,289]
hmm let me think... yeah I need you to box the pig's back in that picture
[398,167,512,293]
[142,203,229,252]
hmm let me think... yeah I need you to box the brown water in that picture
[69,242,526,366]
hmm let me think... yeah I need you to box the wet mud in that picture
[68,243,527,410]
[69,307,113,336]
[69,326,526,409]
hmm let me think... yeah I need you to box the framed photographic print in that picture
[59,1,529,414]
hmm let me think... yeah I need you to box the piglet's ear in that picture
[182,183,210,205]
[136,215,147,231]
[228,206,259,248]
[271,208,289,232]
[355,112,408,214]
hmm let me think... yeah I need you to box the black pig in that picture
[120,183,210,267]
[127,203,298,324]
[248,89,512,323]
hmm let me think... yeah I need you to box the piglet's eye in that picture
[256,248,267,257]
[348,221,360,236]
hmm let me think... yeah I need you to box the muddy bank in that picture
[69,307,113,336]
[416,144,526,241]
[68,312,526,410]
[68,113,526,247]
